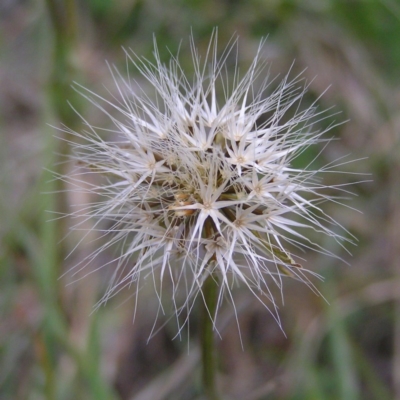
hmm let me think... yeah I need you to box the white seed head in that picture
[63,32,356,329]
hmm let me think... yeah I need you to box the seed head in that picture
[63,32,355,329]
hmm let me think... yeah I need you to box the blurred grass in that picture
[1,0,400,399]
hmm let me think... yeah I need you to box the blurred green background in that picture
[1,0,399,399]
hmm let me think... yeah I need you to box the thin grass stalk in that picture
[40,1,78,399]
[45,0,78,260]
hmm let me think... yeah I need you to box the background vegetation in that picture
[1,0,399,399]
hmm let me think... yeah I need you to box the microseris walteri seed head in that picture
[61,32,357,329]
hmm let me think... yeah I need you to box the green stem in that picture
[201,273,221,400]
[45,0,79,264]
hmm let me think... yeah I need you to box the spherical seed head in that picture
[65,32,355,329]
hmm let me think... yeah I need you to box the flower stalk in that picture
[201,273,220,400]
